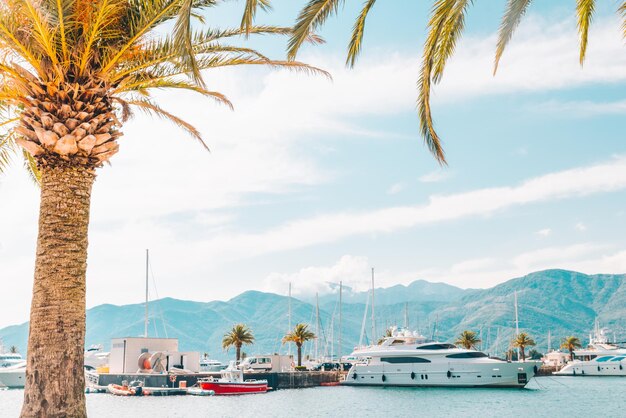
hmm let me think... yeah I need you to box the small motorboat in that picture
[107,381,151,396]
[198,361,268,395]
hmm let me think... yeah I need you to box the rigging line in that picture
[148,257,168,338]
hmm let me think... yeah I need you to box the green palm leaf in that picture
[288,0,344,60]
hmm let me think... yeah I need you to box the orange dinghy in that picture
[107,382,150,396]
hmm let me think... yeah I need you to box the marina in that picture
[2,377,625,418]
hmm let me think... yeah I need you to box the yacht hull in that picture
[0,368,26,388]
[555,361,626,376]
[344,361,539,388]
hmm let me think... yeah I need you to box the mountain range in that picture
[1,269,624,361]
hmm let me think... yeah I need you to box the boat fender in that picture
[410,372,415,380]
[581,370,584,375]
[533,365,538,374]
[381,374,386,382]
[446,370,452,379]
[134,386,143,397]
[620,364,623,370]
[597,366,601,372]
[352,373,357,380]
[573,370,576,376]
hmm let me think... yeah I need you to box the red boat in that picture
[198,362,268,395]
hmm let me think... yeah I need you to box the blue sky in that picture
[0,1,625,327]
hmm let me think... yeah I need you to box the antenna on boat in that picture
[144,249,149,338]
[339,281,342,359]
[371,267,376,343]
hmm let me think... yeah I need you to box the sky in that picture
[0,1,625,328]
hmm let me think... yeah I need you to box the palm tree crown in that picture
[455,330,481,350]
[561,336,582,361]
[0,0,323,171]
[512,332,536,361]
[283,323,316,367]
[222,324,255,361]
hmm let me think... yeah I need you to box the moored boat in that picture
[555,325,626,376]
[343,328,539,388]
[198,361,268,395]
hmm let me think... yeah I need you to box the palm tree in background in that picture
[561,336,583,361]
[282,323,316,367]
[9,345,18,354]
[239,0,626,165]
[0,2,323,416]
[455,330,481,350]
[222,324,255,362]
[512,332,536,361]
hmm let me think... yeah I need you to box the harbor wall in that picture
[96,371,341,390]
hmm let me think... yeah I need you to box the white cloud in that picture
[575,222,587,232]
[418,170,452,183]
[436,16,626,101]
[263,255,371,296]
[387,183,404,195]
[405,243,624,289]
[535,228,552,237]
[536,99,626,116]
[199,157,626,261]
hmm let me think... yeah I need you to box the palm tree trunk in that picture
[236,345,241,362]
[21,164,95,418]
[520,347,525,362]
[297,344,302,367]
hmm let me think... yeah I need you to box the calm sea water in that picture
[0,377,623,418]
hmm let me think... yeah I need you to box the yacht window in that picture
[596,356,614,362]
[446,352,488,359]
[390,340,406,345]
[381,357,431,364]
[418,344,456,350]
[610,356,625,362]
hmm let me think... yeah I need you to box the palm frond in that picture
[576,0,595,65]
[417,0,458,166]
[432,0,471,83]
[494,0,532,75]
[241,0,272,35]
[288,0,344,60]
[346,0,377,68]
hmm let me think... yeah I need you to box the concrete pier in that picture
[94,371,342,390]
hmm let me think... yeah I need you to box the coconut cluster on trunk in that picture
[15,80,122,167]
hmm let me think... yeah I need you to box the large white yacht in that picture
[555,326,626,376]
[344,328,540,388]
[0,346,26,388]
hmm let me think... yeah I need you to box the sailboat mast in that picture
[404,302,408,329]
[315,293,320,360]
[359,288,369,347]
[288,282,292,355]
[514,291,519,358]
[371,267,376,342]
[144,249,149,338]
[547,329,551,352]
[339,281,342,359]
